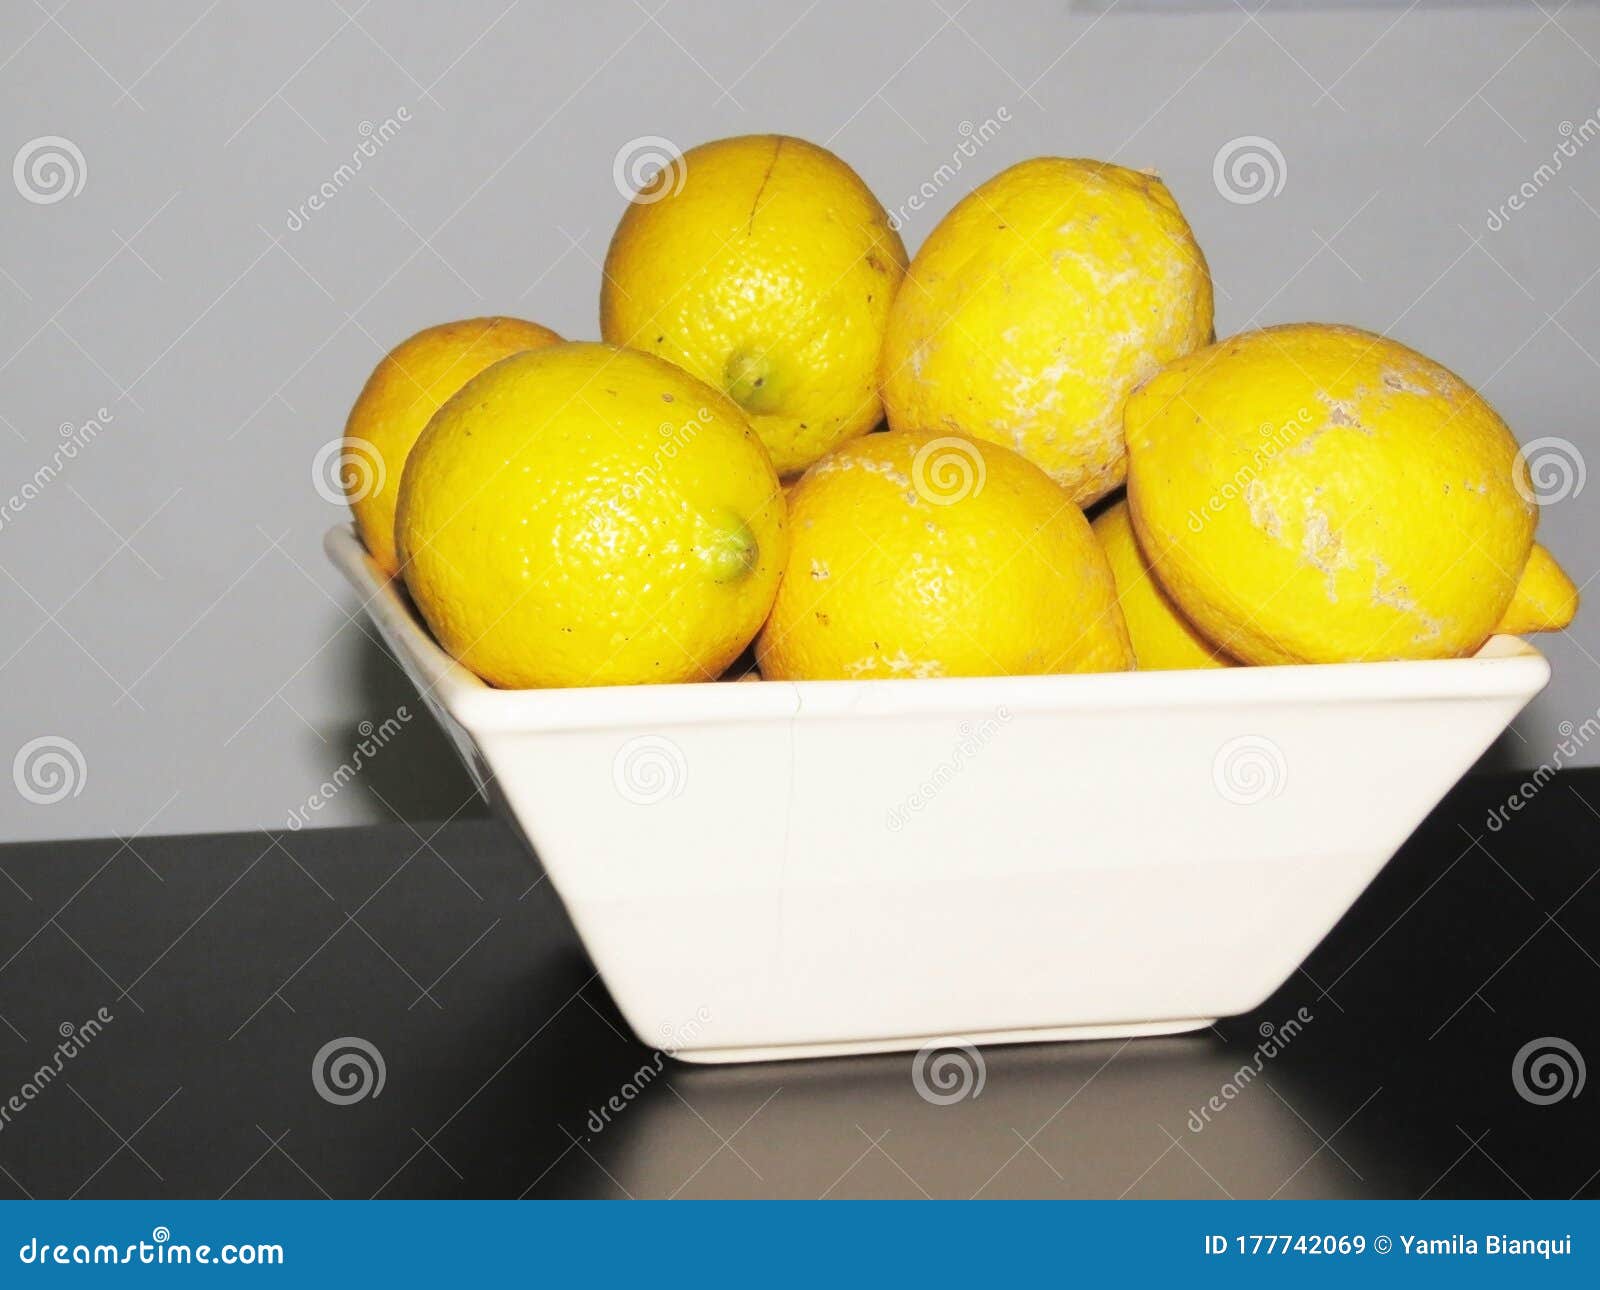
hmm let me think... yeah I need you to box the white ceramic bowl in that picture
[326,526,1549,1064]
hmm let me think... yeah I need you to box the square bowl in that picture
[326,525,1549,1064]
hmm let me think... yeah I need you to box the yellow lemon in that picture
[880,158,1212,508]
[397,342,785,689]
[1125,323,1552,664]
[1093,498,1231,670]
[601,134,907,477]
[756,428,1131,680]
[344,316,562,574]
[1495,543,1579,635]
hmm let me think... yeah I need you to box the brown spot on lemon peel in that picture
[1382,370,1429,395]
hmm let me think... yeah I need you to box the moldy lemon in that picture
[1125,323,1572,664]
[397,342,786,689]
[881,158,1212,508]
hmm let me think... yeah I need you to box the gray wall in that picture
[2,0,1596,843]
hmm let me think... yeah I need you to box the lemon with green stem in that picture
[602,134,907,477]
[397,342,786,689]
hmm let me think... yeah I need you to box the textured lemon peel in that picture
[881,157,1212,508]
[602,134,908,476]
[1125,323,1535,664]
[758,428,1132,681]
[1495,543,1580,635]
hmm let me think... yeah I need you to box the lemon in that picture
[396,342,785,689]
[1093,498,1231,671]
[1125,323,1554,664]
[1495,543,1579,635]
[756,428,1131,680]
[344,316,561,574]
[601,134,907,476]
[880,158,1212,508]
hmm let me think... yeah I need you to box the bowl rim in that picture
[325,525,1551,735]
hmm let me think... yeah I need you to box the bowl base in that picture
[672,1017,1217,1065]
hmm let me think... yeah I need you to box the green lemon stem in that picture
[723,348,782,415]
[699,509,760,583]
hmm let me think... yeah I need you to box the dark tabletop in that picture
[0,768,1596,1200]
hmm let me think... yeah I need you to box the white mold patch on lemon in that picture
[880,158,1213,509]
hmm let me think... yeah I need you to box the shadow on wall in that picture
[312,613,489,829]
[1476,729,1525,776]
